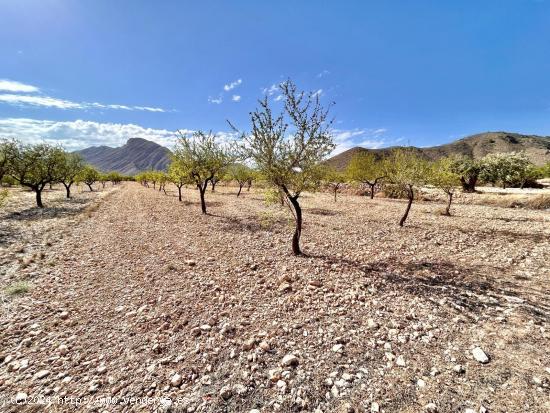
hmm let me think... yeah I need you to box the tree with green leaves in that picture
[8,142,64,208]
[168,161,191,202]
[227,163,255,197]
[430,157,461,216]
[58,152,85,198]
[173,130,235,214]
[0,138,17,183]
[449,155,482,193]
[232,79,335,255]
[383,149,430,226]
[323,166,347,202]
[79,165,100,192]
[480,152,532,189]
[346,152,385,199]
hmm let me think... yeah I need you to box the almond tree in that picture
[172,130,234,214]
[0,139,17,183]
[8,142,65,208]
[227,163,255,197]
[449,155,482,192]
[323,167,347,202]
[430,157,461,215]
[346,152,385,199]
[79,165,100,192]
[168,162,191,202]
[232,80,335,255]
[383,149,430,226]
[58,152,85,198]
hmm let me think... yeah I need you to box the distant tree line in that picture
[0,139,130,207]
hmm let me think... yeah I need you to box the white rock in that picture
[281,354,298,367]
[170,373,182,387]
[58,345,69,355]
[332,344,344,353]
[371,402,380,412]
[34,369,50,379]
[184,259,196,266]
[97,365,107,374]
[464,409,476,413]
[424,402,437,412]
[453,364,465,373]
[417,379,426,388]
[472,347,490,364]
[396,356,406,367]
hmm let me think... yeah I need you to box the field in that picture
[1,182,549,413]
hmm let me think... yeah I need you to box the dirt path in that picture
[1,182,549,412]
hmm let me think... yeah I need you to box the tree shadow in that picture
[308,254,549,322]
[2,198,95,222]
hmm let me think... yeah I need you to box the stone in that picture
[371,402,380,412]
[34,370,50,379]
[472,347,490,364]
[396,356,406,367]
[170,373,182,387]
[243,338,256,350]
[332,344,344,353]
[278,282,292,293]
[417,379,426,388]
[464,409,476,413]
[259,341,270,351]
[453,364,465,373]
[281,354,299,367]
[58,345,69,355]
[97,365,107,374]
[268,368,282,382]
[185,259,196,266]
[367,319,379,329]
[424,403,437,412]
[309,279,322,287]
[59,311,69,320]
[219,385,232,400]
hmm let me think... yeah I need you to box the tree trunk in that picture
[334,188,337,202]
[399,185,414,227]
[288,195,302,256]
[199,184,207,214]
[460,176,477,193]
[247,180,252,191]
[35,187,44,208]
[87,183,94,192]
[237,184,243,197]
[369,183,375,199]
[444,192,453,216]
[211,180,217,192]
[178,185,183,202]
[63,182,72,199]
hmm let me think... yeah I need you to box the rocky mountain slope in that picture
[76,138,171,175]
[328,132,550,170]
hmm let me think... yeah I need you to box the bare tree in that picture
[232,79,335,255]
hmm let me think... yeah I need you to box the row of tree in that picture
[0,140,128,207]
[135,80,550,255]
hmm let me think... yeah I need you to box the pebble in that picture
[371,402,380,412]
[396,356,406,367]
[454,364,465,373]
[472,347,490,364]
[332,344,344,353]
[281,354,299,367]
[184,259,196,266]
[424,402,437,412]
[34,370,50,380]
[58,344,69,355]
[170,373,182,387]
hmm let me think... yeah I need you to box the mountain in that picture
[326,132,550,170]
[76,138,171,175]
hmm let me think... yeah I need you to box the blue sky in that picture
[1,0,550,153]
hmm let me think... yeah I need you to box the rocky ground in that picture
[0,182,549,413]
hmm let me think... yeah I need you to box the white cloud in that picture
[223,79,242,91]
[0,118,183,150]
[208,95,223,104]
[262,84,279,96]
[331,128,388,155]
[0,93,169,112]
[231,95,241,102]
[0,79,39,93]
[274,94,284,102]
[312,89,323,98]
[316,70,330,78]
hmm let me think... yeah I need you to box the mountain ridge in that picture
[76,138,172,175]
[326,131,550,170]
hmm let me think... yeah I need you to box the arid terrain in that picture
[1,183,549,413]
